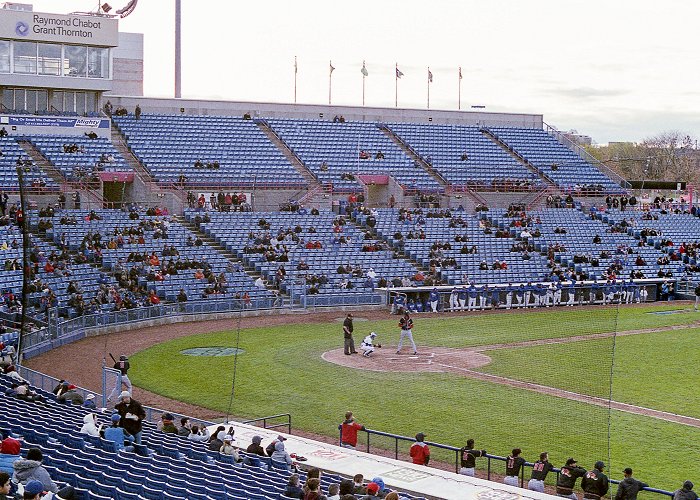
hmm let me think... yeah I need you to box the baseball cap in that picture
[223,435,233,442]
[162,413,174,420]
[277,435,287,441]
[85,394,95,400]
[251,435,262,444]
[119,390,131,399]
[565,458,577,466]
[24,480,44,495]
[623,468,633,475]
[366,482,380,495]
[595,461,605,470]
[111,413,121,423]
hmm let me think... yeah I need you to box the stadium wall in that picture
[105,95,543,128]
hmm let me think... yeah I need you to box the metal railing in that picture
[242,413,292,435]
[346,427,674,497]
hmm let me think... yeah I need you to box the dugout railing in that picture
[383,278,668,314]
[345,427,675,497]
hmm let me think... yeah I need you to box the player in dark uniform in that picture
[556,458,587,499]
[528,451,554,492]
[459,439,487,477]
[615,467,648,500]
[504,448,525,487]
[343,313,357,355]
[582,461,609,500]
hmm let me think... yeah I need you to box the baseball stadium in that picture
[0,2,698,500]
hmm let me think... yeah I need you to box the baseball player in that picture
[459,439,487,477]
[504,448,526,487]
[429,288,440,313]
[396,311,417,355]
[695,283,700,311]
[614,467,648,500]
[505,283,514,309]
[528,451,554,492]
[360,332,381,357]
[582,461,609,500]
[556,458,587,499]
[108,354,132,402]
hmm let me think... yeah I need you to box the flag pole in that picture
[395,62,398,108]
[294,56,297,104]
[458,66,462,110]
[362,61,366,106]
[329,60,332,105]
[427,66,430,110]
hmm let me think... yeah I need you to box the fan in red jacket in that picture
[339,411,365,449]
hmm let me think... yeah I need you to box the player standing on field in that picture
[459,439,487,477]
[582,461,609,500]
[396,311,417,355]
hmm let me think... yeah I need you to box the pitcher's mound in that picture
[322,346,492,373]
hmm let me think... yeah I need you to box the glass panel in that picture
[87,92,97,113]
[75,92,86,115]
[64,45,87,77]
[0,40,9,73]
[13,89,25,111]
[51,91,64,113]
[13,41,37,74]
[37,90,48,112]
[26,90,37,113]
[64,92,75,113]
[37,43,61,76]
[2,89,14,111]
[88,47,109,78]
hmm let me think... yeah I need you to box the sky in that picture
[25,0,700,144]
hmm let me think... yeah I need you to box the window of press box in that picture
[88,46,109,78]
[64,44,87,77]
[13,41,37,74]
[37,43,61,76]
[0,40,9,73]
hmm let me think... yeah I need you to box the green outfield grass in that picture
[478,327,700,417]
[129,304,700,491]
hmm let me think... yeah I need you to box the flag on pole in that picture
[396,67,404,79]
[459,66,462,80]
[428,68,433,83]
[294,56,298,74]
[330,61,335,75]
[361,61,368,77]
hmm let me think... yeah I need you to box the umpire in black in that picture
[343,313,357,355]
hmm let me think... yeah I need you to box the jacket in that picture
[674,482,698,500]
[0,453,19,474]
[12,459,58,493]
[615,477,649,500]
[581,469,609,499]
[80,414,101,437]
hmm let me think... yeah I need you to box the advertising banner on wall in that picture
[0,9,118,46]
[3,115,110,129]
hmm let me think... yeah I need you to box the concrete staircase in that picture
[174,215,290,303]
[379,125,490,209]
[110,123,186,211]
[255,120,319,188]
[479,127,557,189]
[17,139,105,208]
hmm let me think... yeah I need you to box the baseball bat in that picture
[109,353,117,363]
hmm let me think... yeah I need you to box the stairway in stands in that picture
[17,139,104,208]
[255,119,320,188]
[174,215,291,305]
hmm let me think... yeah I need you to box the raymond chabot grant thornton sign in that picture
[0,9,118,46]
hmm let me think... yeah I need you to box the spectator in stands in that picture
[158,413,177,433]
[327,484,340,500]
[0,471,10,499]
[673,481,697,500]
[12,448,58,494]
[105,413,134,452]
[304,478,326,500]
[270,441,294,470]
[284,474,304,499]
[187,425,210,442]
[80,413,104,438]
[84,131,98,140]
[57,384,83,405]
[360,482,380,499]
[0,436,20,474]
[134,105,141,120]
[177,417,191,437]
[114,391,146,444]
[246,435,266,456]
[409,432,430,466]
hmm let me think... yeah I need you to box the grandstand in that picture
[0,3,698,500]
